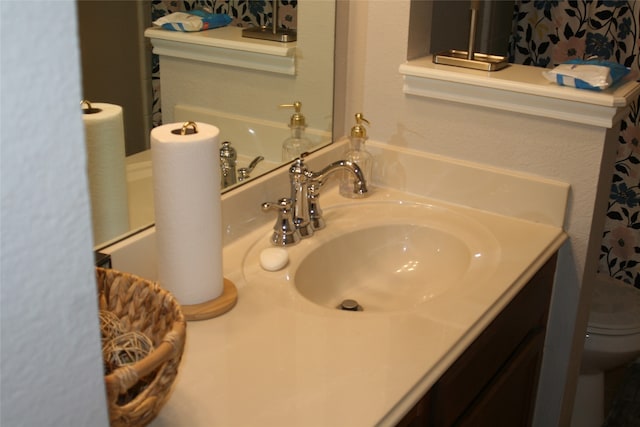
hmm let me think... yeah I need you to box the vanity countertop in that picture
[148,186,566,427]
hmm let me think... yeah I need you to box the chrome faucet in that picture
[238,156,264,182]
[261,198,301,246]
[220,141,265,188]
[263,155,368,246]
[288,157,314,238]
[305,159,368,230]
[220,141,237,188]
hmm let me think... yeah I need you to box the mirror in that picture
[77,0,337,248]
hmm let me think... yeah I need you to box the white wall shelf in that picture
[399,56,640,128]
[145,26,296,75]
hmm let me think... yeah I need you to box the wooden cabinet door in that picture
[395,254,557,427]
[455,329,545,427]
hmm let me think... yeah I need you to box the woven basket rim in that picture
[96,267,186,425]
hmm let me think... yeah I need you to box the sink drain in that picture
[338,299,363,311]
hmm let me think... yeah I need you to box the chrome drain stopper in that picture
[339,299,362,311]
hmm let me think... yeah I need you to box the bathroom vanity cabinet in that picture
[397,254,557,427]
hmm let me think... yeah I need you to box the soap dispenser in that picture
[280,101,313,161]
[339,113,372,198]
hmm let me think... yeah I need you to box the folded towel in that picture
[153,11,232,32]
[543,58,630,91]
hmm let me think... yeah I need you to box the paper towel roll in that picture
[151,122,223,305]
[83,103,130,244]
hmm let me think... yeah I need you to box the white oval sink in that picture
[243,201,501,313]
[295,224,479,311]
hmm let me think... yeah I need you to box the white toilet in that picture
[571,277,640,427]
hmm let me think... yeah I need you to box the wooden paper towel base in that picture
[181,278,237,321]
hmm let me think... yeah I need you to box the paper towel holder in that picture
[181,277,238,321]
[171,121,199,136]
[80,99,102,114]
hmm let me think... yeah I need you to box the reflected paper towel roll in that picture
[151,122,222,305]
[83,103,130,244]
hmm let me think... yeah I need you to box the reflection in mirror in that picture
[77,0,336,248]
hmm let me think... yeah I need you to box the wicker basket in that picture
[96,267,186,427]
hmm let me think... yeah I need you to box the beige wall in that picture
[341,1,620,425]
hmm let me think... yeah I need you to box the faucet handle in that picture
[238,156,264,181]
[307,182,325,231]
[262,198,301,246]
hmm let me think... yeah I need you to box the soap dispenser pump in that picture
[280,101,313,161]
[340,113,372,198]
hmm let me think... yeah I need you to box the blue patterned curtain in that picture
[510,0,640,288]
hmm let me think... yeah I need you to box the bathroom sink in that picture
[243,201,501,313]
[295,223,484,311]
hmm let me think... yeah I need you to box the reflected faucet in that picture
[220,141,265,188]
[220,141,237,188]
[263,154,367,246]
[238,156,264,182]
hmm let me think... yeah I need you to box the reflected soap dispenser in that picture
[280,101,313,162]
[340,113,372,198]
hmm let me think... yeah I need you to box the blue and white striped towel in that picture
[153,11,232,32]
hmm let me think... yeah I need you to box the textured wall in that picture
[0,1,109,426]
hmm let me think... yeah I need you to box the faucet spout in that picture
[288,158,314,238]
[310,160,368,196]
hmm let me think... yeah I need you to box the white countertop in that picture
[148,186,566,427]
